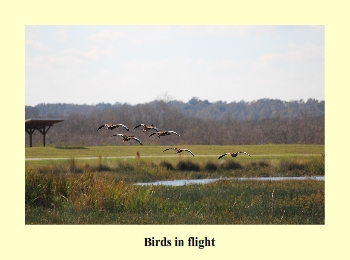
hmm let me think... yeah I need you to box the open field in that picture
[25,144,325,182]
[25,144,325,224]
[26,144,324,158]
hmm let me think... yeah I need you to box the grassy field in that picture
[26,144,325,181]
[25,144,325,224]
[26,144,324,158]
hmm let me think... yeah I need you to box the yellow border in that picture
[2,0,348,259]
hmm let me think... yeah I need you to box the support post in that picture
[25,127,36,147]
[37,126,51,147]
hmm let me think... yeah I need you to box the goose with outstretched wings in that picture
[163,147,194,157]
[133,124,159,132]
[149,131,180,138]
[97,124,129,131]
[218,151,251,159]
[111,134,143,145]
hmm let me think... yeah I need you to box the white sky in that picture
[25,25,324,106]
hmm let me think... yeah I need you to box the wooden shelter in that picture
[25,118,64,147]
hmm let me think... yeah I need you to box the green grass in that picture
[25,145,325,182]
[25,144,325,158]
[25,144,325,180]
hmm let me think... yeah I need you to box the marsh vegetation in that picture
[25,145,324,224]
[26,170,324,224]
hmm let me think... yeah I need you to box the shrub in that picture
[204,161,218,172]
[159,160,174,170]
[251,161,270,168]
[223,161,242,170]
[176,160,200,172]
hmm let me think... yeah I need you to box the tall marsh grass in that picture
[25,169,324,224]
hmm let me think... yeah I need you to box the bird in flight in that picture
[97,124,129,131]
[149,131,180,138]
[163,147,194,156]
[111,134,143,145]
[133,124,159,132]
[218,151,251,159]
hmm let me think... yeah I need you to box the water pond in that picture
[135,176,325,186]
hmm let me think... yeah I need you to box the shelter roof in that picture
[25,118,64,128]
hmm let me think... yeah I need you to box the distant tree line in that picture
[25,98,324,147]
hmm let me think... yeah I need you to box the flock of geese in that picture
[97,123,251,159]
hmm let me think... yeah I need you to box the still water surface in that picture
[136,176,325,186]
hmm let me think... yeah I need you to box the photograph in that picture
[25,25,325,225]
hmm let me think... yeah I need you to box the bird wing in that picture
[163,147,175,152]
[133,124,143,130]
[97,124,105,131]
[218,153,229,159]
[131,137,143,145]
[119,124,129,131]
[149,132,158,137]
[147,125,158,131]
[167,131,180,136]
[111,134,125,137]
[238,151,251,157]
[183,149,194,156]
